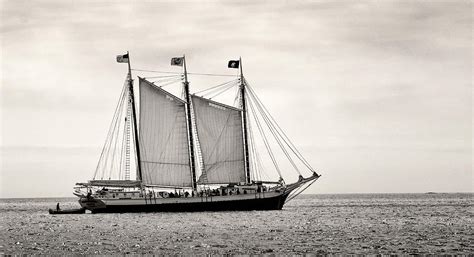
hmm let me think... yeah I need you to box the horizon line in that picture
[1,192,473,199]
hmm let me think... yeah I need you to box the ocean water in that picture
[0,193,472,255]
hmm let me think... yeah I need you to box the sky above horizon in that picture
[1,0,472,198]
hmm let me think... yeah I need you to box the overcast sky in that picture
[1,0,472,197]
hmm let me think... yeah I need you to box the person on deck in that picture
[56,203,60,211]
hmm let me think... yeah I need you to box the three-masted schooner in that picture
[74,52,321,213]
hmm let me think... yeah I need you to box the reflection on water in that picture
[1,193,472,254]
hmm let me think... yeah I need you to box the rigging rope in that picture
[245,79,316,173]
[286,178,318,203]
[194,79,239,95]
[132,69,180,74]
[249,112,271,181]
[104,83,128,180]
[246,88,302,175]
[248,113,264,181]
[130,104,140,181]
[132,68,237,77]
[144,74,184,79]
[207,83,237,99]
[149,76,183,84]
[247,82,315,171]
[188,72,236,77]
[118,115,127,180]
[247,97,283,178]
[153,78,185,88]
[93,76,129,180]
[93,72,316,186]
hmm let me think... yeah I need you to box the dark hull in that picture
[85,193,290,214]
[49,208,86,214]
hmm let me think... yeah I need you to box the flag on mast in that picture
[171,57,184,66]
[228,60,240,68]
[116,53,129,63]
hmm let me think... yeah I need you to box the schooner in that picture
[74,53,321,213]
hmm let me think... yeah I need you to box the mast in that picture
[183,55,197,190]
[239,57,251,184]
[126,51,143,181]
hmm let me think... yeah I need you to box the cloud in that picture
[0,0,471,195]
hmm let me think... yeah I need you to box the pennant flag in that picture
[116,53,129,63]
[171,57,184,66]
[228,60,240,69]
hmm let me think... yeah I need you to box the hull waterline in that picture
[79,192,290,213]
[77,174,320,213]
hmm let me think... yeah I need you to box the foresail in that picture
[192,95,246,184]
[139,78,193,187]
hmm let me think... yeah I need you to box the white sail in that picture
[192,95,246,184]
[138,78,193,187]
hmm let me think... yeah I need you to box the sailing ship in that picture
[74,53,321,213]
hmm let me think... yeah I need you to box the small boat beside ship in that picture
[48,208,86,215]
[71,53,321,213]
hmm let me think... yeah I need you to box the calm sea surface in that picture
[1,193,472,255]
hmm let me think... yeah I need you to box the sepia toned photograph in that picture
[0,0,472,255]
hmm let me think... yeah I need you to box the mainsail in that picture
[192,95,246,184]
[138,78,193,187]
